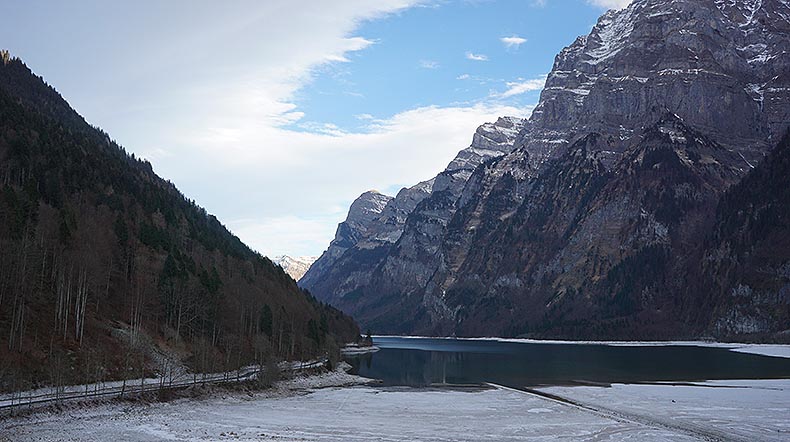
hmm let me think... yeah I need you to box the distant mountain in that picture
[272,255,318,281]
[303,0,790,340]
[301,117,526,311]
[0,52,358,391]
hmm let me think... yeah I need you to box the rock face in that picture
[300,117,526,308]
[272,255,318,281]
[299,190,393,290]
[697,131,790,337]
[305,0,790,339]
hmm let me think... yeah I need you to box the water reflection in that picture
[346,337,790,387]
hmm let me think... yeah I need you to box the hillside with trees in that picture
[0,52,359,393]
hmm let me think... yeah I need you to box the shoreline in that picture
[4,375,787,441]
[3,341,788,440]
[371,335,790,358]
[0,362,375,420]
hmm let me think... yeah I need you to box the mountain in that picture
[0,52,359,391]
[698,130,790,337]
[303,0,790,340]
[272,255,318,281]
[301,117,527,316]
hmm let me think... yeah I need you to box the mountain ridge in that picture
[302,0,790,340]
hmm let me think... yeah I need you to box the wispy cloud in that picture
[495,76,547,98]
[500,35,527,49]
[465,52,488,61]
[322,37,376,62]
[14,0,541,257]
[587,0,631,9]
[534,0,630,9]
[187,102,531,256]
[419,59,440,69]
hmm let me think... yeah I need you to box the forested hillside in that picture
[0,52,358,392]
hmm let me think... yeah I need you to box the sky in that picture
[0,0,631,258]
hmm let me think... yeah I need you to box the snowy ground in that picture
[6,372,787,441]
[539,379,790,442]
[727,344,790,359]
[0,360,327,410]
[340,344,380,355]
[3,385,700,441]
[3,350,789,442]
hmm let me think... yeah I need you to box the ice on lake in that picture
[6,379,788,441]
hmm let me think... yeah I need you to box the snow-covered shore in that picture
[0,385,693,441]
[4,370,788,441]
[539,379,790,441]
[340,343,381,355]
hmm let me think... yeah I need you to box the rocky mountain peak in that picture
[345,190,392,230]
[523,0,789,177]
[272,255,318,281]
[304,0,790,339]
[301,117,526,302]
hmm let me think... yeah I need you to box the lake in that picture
[346,336,790,387]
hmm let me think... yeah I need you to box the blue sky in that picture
[293,1,602,134]
[0,0,629,257]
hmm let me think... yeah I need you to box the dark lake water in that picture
[346,336,790,387]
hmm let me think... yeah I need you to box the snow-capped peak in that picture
[272,255,318,281]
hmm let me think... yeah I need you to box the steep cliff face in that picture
[452,0,789,245]
[307,0,790,339]
[437,116,748,337]
[299,190,392,290]
[300,118,526,318]
[698,131,790,338]
[524,0,789,166]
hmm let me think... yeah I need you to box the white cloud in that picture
[500,36,527,49]
[465,52,488,61]
[419,59,440,69]
[228,216,338,259]
[321,37,376,63]
[531,0,630,9]
[456,73,470,80]
[18,0,540,257]
[173,102,532,257]
[587,0,631,9]
[495,76,547,98]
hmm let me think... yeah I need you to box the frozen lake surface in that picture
[4,339,789,441]
[540,379,790,442]
[4,379,788,441]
